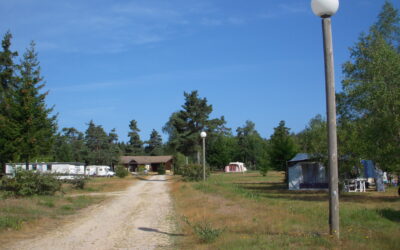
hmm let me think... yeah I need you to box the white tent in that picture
[288,154,328,190]
[224,162,247,173]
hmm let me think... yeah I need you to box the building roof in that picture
[288,153,313,163]
[120,155,173,165]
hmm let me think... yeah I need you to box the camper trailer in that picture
[5,162,85,179]
[224,162,247,173]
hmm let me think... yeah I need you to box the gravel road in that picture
[6,175,176,250]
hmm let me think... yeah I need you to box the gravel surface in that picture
[6,175,176,250]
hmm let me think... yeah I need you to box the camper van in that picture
[85,165,115,177]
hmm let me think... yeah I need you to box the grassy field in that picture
[171,171,400,249]
[0,175,136,244]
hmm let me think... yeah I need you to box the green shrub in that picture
[69,177,86,189]
[0,170,61,196]
[183,216,223,243]
[115,165,129,178]
[173,152,186,175]
[158,164,166,175]
[181,164,210,181]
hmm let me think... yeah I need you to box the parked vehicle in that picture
[86,165,114,177]
[5,162,85,180]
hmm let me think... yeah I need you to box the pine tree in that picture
[108,128,121,166]
[163,90,226,161]
[84,121,112,165]
[269,121,297,181]
[145,129,163,156]
[15,41,56,167]
[127,120,143,155]
[0,32,19,171]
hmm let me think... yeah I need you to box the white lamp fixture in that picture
[200,131,207,138]
[311,0,339,18]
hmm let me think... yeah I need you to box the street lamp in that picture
[200,131,207,181]
[311,0,340,238]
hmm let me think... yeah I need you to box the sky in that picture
[1,0,398,143]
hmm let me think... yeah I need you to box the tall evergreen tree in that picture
[84,121,115,165]
[0,32,19,171]
[108,128,121,166]
[269,121,297,181]
[236,120,268,170]
[163,90,227,161]
[127,120,143,155]
[15,41,56,167]
[145,129,163,156]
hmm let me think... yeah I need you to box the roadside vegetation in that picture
[171,171,400,249]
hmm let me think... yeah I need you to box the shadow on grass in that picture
[138,227,185,236]
[236,182,399,203]
[377,208,400,222]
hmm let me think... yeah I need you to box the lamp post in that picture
[311,0,340,238]
[200,131,207,181]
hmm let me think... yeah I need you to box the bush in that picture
[183,216,223,243]
[115,165,129,178]
[0,170,61,196]
[173,152,186,175]
[69,177,86,189]
[181,164,210,181]
[158,164,166,175]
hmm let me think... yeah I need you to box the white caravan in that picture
[5,162,85,179]
[85,165,115,177]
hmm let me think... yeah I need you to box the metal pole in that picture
[322,17,339,238]
[202,137,206,181]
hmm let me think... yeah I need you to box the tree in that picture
[296,115,327,159]
[108,128,121,167]
[338,1,400,174]
[269,121,297,181]
[0,32,19,171]
[163,90,227,162]
[236,120,268,170]
[127,120,143,155]
[84,121,115,165]
[145,129,163,156]
[52,127,87,162]
[0,31,18,98]
[14,41,56,167]
[207,134,238,170]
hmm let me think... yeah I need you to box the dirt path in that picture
[6,175,177,250]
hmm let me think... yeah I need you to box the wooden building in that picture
[119,156,173,172]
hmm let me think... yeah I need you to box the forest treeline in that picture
[0,2,399,177]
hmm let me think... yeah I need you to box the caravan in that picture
[5,162,85,180]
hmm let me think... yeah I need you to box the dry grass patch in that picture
[63,175,137,194]
[171,171,400,249]
[0,175,138,244]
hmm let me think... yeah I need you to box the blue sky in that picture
[1,0,398,142]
